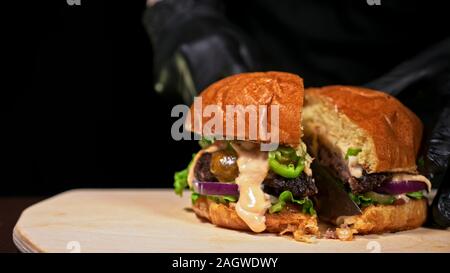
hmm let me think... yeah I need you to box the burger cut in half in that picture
[303,86,430,236]
[174,72,319,242]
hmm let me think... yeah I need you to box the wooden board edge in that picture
[13,224,43,253]
[13,227,34,253]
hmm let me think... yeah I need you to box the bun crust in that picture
[341,199,427,234]
[193,197,319,241]
[187,72,304,145]
[192,197,426,239]
[305,86,423,173]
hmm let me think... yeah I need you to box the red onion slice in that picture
[193,181,239,196]
[375,180,427,195]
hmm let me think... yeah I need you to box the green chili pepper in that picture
[345,147,362,160]
[273,146,299,165]
[277,146,297,157]
[269,151,304,178]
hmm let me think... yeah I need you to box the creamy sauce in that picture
[303,159,313,177]
[345,155,431,192]
[232,143,270,232]
[347,155,363,178]
[296,142,313,177]
[391,173,432,192]
[395,194,410,203]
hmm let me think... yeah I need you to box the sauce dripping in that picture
[232,143,270,232]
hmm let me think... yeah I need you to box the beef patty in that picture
[193,152,317,198]
[262,172,318,198]
[317,142,392,193]
[194,152,218,182]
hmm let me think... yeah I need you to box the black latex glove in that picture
[429,102,450,227]
[365,37,450,227]
[142,0,258,104]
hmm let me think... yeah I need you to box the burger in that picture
[174,72,319,242]
[303,86,430,236]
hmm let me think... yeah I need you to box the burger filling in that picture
[312,139,431,207]
[194,152,317,199]
[174,138,317,232]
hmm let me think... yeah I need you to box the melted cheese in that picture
[391,173,432,192]
[232,143,270,232]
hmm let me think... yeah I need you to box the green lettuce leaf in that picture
[269,190,316,215]
[350,191,397,206]
[198,137,214,149]
[349,191,424,207]
[173,153,196,196]
[191,192,201,204]
[207,195,238,204]
[190,193,237,204]
[174,169,188,196]
[349,192,374,207]
[406,191,424,199]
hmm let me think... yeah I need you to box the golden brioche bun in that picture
[340,199,427,234]
[187,72,304,145]
[304,85,423,173]
[192,197,319,242]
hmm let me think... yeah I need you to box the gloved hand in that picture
[143,0,259,104]
[365,37,450,227]
[428,102,450,228]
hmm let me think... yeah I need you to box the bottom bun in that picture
[193,197,319,242]
[339,199,427,235]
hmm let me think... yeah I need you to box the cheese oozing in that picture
[232,142,270,232]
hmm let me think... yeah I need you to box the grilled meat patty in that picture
[193,152,317,198]
[194,152,218,182]
[349,172,392,193]
[317,142,392,193]
[262,172,318,198]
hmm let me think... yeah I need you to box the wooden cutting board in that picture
[13,189,450,253]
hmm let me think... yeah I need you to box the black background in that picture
[2,0,198,195]
[1,0,449,196]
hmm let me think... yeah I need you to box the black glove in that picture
[365,37,450,227]
[142,0,259,104]
[429,102,450,228]
[365,38,450,96]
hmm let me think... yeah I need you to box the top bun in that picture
[187,72,305,145]
[304,85,423,173]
